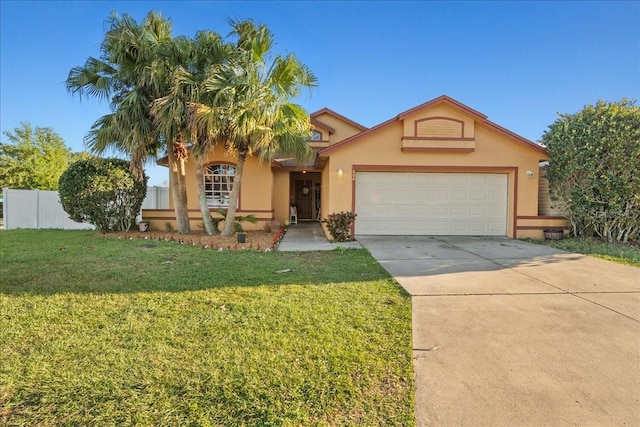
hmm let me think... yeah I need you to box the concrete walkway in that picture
[358,235,640,426]
[277,221,361,251]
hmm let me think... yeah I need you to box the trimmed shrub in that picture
[542,99,640,242]
[324,211,357,242]
[58,158,148,233]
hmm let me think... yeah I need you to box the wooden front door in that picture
[295,179,313,220]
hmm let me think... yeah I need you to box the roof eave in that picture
[397,95,488,121]
[311,107,368,131]
[320,95,548,158]
[310,117,336,134]
[481,120,548,158]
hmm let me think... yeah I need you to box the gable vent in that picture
[416,117,464,138]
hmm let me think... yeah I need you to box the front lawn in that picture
[0,230,414,426]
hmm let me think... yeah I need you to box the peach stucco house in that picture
[143,95,567,239]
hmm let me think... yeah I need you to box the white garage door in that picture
[355,172,508,235]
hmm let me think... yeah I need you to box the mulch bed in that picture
[103,228,286,251]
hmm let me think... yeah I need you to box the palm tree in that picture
[66,12,163,181]
[66,12,192,234]
[153,31,230,235]
[194,20,317,237]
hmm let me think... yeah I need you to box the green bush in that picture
[58,158,148,233]
[542,99,640,243]
[324,211,357,242]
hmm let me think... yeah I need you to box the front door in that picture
[295,179,313,220]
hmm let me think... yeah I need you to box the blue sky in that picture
[1,1,638,186]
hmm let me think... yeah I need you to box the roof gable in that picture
[397,95,487,121]
[310,117,335,134]
[311,108,368,132]
[319,95,547,158]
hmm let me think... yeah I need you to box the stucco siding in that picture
[321,112,547,238]
[163,150,275,231]
[160,97,567,238]
[314,112,364,144]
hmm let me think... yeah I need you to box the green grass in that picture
[0,230,414,426]
[528,236,640,267]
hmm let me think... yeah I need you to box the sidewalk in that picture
[277,222,361,251]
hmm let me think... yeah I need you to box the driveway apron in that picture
[358,236,640,427]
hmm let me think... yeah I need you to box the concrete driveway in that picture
[358,236,640,427]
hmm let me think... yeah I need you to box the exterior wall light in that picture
[337,168,343,177]
[526,170,535,179]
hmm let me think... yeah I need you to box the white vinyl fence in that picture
[2,187,169,230]
[140,186,170,211]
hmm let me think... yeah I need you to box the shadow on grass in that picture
[521,237,640,267]
[0,230,396,296]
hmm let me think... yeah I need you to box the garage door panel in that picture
[469,190,487,201]
[451,206,470,216]
[487,222,507,234]
[356,172,508,236]
[470,205,487,216]
[432,189,451,200]
[376,205,396,215]
[392,221,414,233]
[450,222,469,232]
[432,205,450,215]
[486,174,505,185]
[413,189,432,199]
[412,206,433,216]
[450,190,467,201]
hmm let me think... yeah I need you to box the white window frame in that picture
[204,164,236,208]
[310,130,322,141]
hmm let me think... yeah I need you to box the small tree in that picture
[59,158,148,233]
[542,99,640,242]
[0,123,89,190]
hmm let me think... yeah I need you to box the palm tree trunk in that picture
[221,152,245,237]
[129,160,145,183]
[168,142,191,234]
[195,154,217,235]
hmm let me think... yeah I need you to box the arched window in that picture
[310,130,322,141]
[204,164,235,207]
